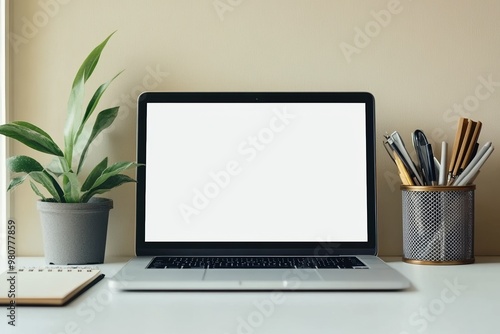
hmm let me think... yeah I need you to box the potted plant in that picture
[0,32,140,265]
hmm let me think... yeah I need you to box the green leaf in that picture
[63,74,85,167]
[7,175,28,191]
[30,171,65,203]
[89,161,140,190]
[75,70,123,144]
[0,123,64,156]
[81,157,108,191]
[63,171,81,203]
[12,121,53,139]
[64,32,116,169]
[81,174,135,203]
[6,156,44,193]
[71,32,115,88]
[46,156,70,177]
[30,181,47,200]
[7,155,44,173]
[76,106,119,173]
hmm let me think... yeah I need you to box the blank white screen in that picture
[145,103,368,242]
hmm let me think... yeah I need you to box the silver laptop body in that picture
[109,92,410,291]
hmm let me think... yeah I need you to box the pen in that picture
[382,138,396,164]
[386,136,420,185]
[459,121,482,175]
[438,141,447,186]
[447,118,468,183]
[411,130,424,181]
[388,131,423,186]
[425,144,437,186]
[452,119,475,178]
[394,152,414,185]
[412,130,434,185]
[452,141,491,185]
[455,144,494,186]
[470,142,479,160]
[386,118,492,187]
[434,156,440,177]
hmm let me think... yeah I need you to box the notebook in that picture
[109,92,410,290]
[0,267,104,305]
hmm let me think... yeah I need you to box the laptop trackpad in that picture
[203,269,322,282]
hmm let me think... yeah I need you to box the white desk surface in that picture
[1,256,499,334]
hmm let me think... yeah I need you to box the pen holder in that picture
[401,185,475,265]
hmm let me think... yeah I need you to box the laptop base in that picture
[109,256,410,291]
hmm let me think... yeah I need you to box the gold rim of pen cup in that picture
[400,184,475,192]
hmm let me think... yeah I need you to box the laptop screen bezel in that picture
[135,92,377,256]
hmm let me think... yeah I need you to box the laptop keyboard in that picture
[147,256,368,269]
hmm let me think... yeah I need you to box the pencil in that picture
[447,117,468,184]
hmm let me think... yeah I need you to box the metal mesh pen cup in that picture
[401,185,475,265]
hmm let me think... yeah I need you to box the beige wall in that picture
[6,0,500,257]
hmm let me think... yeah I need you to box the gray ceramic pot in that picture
[37,197,113,265]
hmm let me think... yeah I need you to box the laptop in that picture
[109,92,410,290]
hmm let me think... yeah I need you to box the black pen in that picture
[425,144,437,186]
[411,130,430,185]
